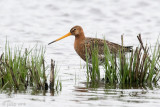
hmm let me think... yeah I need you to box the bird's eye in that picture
[71,28,76,33]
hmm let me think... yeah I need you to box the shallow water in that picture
[0,0,160,107]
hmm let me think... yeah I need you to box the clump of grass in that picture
[0,41,62,93]
[85,42,100,86]
[86,34,160,87]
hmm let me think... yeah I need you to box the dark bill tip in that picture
[48,41,56,45]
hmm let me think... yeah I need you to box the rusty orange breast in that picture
[74,35,86,61]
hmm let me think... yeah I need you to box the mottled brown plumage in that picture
[48,25,132,64]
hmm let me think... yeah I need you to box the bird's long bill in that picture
[48,32,71,45]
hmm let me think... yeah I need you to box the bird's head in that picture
[48,25,83,45]
[70,26,83,36]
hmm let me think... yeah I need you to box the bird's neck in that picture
[75,33,85,41]
[74,33,85,57]
[74,33,85,50]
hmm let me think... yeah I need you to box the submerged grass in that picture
[0,41,61,93]
[86,34,160,87]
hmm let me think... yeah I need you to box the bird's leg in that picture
[88,64,93,76]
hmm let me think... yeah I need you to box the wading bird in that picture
[48,26,132,64]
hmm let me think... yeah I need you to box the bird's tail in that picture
[124,46,133,52]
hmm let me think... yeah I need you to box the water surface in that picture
[0,0,160,107]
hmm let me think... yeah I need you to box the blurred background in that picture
[0,0,160,64]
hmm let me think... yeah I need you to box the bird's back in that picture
[85,37,132,54]
[83,37,132,63]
